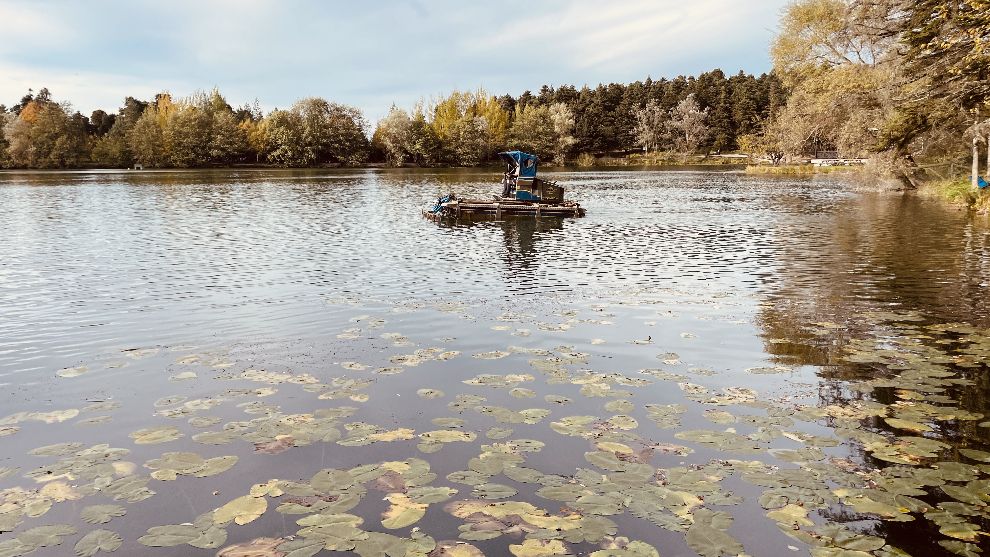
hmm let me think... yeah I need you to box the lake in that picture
[1,168,989,557]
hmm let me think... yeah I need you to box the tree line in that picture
[0,89,370,169]
[756,0,990,184]
[0,69,784,169]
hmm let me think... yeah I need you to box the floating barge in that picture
[422,196,585,221]
[424,151,586,221]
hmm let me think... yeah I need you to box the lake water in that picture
[1,168,989,557]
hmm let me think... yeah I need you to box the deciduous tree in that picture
[374,106,412,166]
[632,99,665,153]
[666,94,709,153]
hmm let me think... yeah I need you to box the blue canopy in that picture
[499,151,539,179]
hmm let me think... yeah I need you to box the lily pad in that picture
[472,483,518,500]
[509,539,569,557]
[381,493,428,529]
[80,505,127,525]
[216,537,285,557]
[130,426,183,445]
[74,530,122,557]
[214,495,268,526]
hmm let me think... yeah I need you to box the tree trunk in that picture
[986,134,989,183]
[974,135,980,189]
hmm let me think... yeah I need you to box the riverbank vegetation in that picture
[918,177,990,211]
[752,0,989,192]
[743,164,858,175]
[0,70,783,169]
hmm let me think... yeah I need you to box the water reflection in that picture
[3,169,990,556]
[432,215,568,295]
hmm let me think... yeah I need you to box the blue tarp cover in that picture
[980,176,988,189]
[500,151,539,179]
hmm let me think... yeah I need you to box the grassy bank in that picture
[577,153,750,167]
[918,178,990,212]
[744,164,860,175]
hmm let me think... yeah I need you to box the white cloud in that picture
[469,0,776,73]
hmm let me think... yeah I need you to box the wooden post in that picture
[973,108,981,189]
[974,135,981,189]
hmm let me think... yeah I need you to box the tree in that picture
[507,102,576,165]
[771,0,894,84]
[666,94,709,153]
[548,102,577,165]
[3,94,87,168]
[508,104,555,159]
[770,0,911,161]
[899,0,990,110]
[89,110,115,136]
[708,88,735,152]
[127,105,166,167]
[406,107,442,166]
[632,99,665,153]
[0,106,10,168]
[119,97,149,126]
[240,118,267,164]
[91,124,131,167]
[264,109,306,166]
[293,97,370,165]
[208,109,247,164]
[730,73,760,136]
[451,116,490,166]
[90,96,149,167]
[428,90,508,165]
[473,94,509,150]
[739,114,787,164]
[374,106,412,166]
[163,105,211,167]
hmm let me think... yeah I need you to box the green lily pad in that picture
[216,537,286,557]
[959,449,990,463]
[213,495,268,526]
[381,493,427,529]
[420,430,476,443]
[486,427,514,439]
[471,483,518,500]
[74,530,122,557]
[685,510,743,557]
[509,539,569,557]
[17,524,77,549]
[130,426,183,445]
[80,506,126,525]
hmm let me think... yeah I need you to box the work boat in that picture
[424,151,586,221]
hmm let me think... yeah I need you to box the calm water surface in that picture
[1,168,989,557]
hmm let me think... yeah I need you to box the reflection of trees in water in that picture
[755,193,990,553]
[497,217,564,280]
[433,215,565,292]
[762,193,990,333]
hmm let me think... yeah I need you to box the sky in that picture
[0,0,790,124]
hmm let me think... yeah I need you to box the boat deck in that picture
[423,198,585,222]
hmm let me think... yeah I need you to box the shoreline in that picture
[0,162,755,174]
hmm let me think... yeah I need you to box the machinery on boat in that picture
[424,151,585,221]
